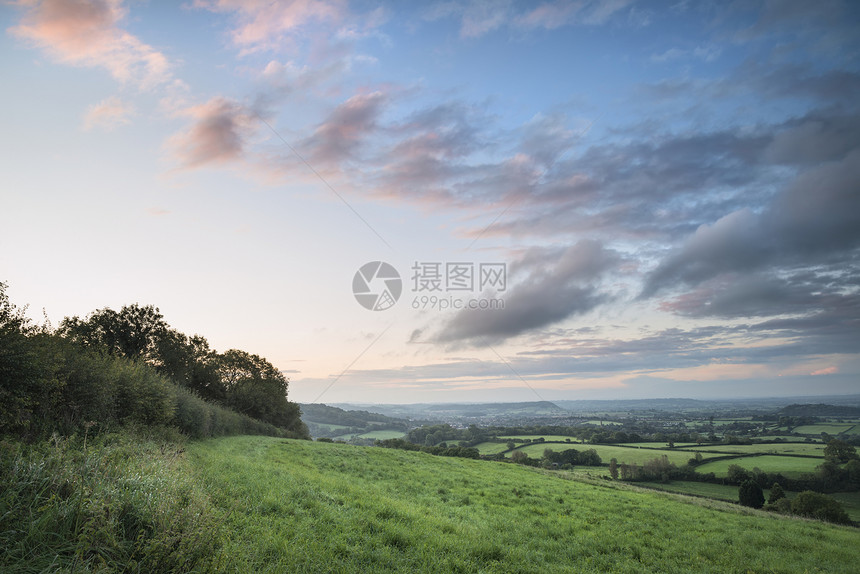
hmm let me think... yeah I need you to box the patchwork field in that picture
[187,436,860,573]
[508,443,723,466]
[496,435,581,442]
[792,423,858,435]
[695,455,826,478]
[474,442,513,455]
[689,443,826,456]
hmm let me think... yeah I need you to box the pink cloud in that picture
[82,95,135,131]
[193,0,347,55]
[168,97,260,169]
[300,91,386,166]
[10,0,170,89]
[811,366,838,376]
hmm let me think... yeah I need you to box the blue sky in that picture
[2,0,859,404]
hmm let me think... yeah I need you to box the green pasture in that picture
[695,455,825,478]
[186,436,860,573]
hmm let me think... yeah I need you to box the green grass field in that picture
[496,435,581,442]
[509,443,722,467]
[793,424,856,435]
[359,430,407,440]
[689,443,826,456]
[186,436,859,573]
[695,455,825,478]
[331,429,406,441]
[188,437,860,574]
[474,441,513,455]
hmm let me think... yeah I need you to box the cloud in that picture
[299,91,387,166]
[436,240,619,345]
[425,0,634,39]
[193,0,357,55]
[167,97,260,169]
[650,45,721,63]
[82,96,135,131]
[10,0,170,89]
[811,366,838,375]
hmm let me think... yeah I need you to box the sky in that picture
[1,0,859,404]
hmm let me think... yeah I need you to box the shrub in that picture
[790,491,851,525]
[768,483,786,505]
[738,480,765,509]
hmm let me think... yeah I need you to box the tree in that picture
[738,480,765,509]
[216,349,301,431]
[506,441,515,450]
[59,304,169,362]
[609,458,618,480]
[791,491,851,525]
[727,464,750,484]
[767,483,786,505]
[824,439,857,463]
[511,450,529,464]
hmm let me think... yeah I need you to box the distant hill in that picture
[778,403,860,417]
[300,403,405,427]
[330,401,567,421]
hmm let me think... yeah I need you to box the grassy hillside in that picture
[187,436,859,573]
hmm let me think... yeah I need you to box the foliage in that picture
[0,284,308,441]
[738,480,765,509]
[824,439,858,463]
[790,491,852,525]
[375,437,480,459]
[541,447,602,467]
[768,482,786,504]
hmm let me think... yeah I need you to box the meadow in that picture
[186,436,859,573]
[689,443,826,456]
[695,455,826,478]
[508,443,722,466]
[793,423,859,435]
[497,435,582,442]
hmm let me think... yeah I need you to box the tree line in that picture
[0,282,307,440]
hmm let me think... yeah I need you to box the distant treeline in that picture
[0,282,308,440]
[375,438,480,459]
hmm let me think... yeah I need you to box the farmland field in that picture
[332,429,406,441]
[188,436,860,573]
[792,424,856,435]
[496,435,581,442]
[508,443,723,466]
[695,455,825,478]
[359,430,407,440]
[689,443,826,456]
[474,441,512,455]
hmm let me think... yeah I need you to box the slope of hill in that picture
[186,436,859,573]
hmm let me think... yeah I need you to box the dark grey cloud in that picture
[435,240,619,345]
[642,148,860,298]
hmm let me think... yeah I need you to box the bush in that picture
[768,483,786,504]
[738,480,765,509]
[790,491,851,525]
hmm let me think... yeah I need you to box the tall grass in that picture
[0,431,222,573]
